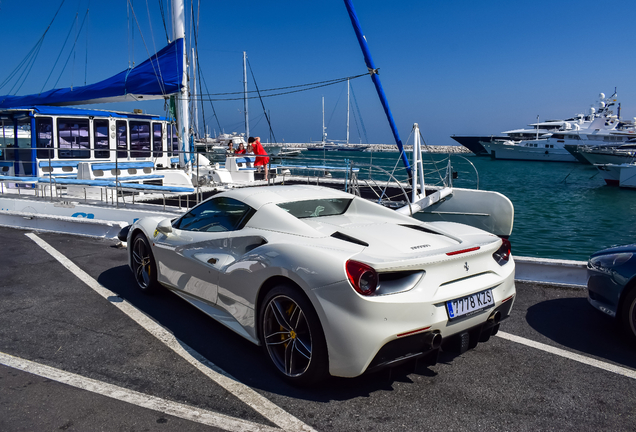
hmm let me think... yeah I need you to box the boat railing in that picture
[0,146,200,209]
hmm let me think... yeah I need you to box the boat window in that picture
[57,118,89,159]
[0,123,5,160]
[170,123,179,157]
[116,120,128,158]
[0,120,10,158]
[130,121,150,158]
[16,117,34,175]
[277,198,352,218]
[94,120,109,158]
[152,122,163,157]
[35,117,53,159]
[174,196,256,232]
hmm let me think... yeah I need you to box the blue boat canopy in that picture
[0,38,184,109]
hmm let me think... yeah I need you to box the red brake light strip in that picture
[397,326,431,338]
[446,246,480,256]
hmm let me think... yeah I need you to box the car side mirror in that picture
[156,218,173,235]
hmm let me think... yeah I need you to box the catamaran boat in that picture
[0,0,516,242]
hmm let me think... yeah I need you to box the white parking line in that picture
[497,331,636,380]
[0,351,279,432]
[26,233,317,432]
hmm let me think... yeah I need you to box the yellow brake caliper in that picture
[282,303,296,347]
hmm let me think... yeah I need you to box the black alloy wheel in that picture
[131,233,159,292]
[259,285,328,385]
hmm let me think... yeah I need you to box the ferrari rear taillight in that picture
[493,238,511,265]
[346,260,378,296]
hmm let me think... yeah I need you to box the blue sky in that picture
[2,0,636,146]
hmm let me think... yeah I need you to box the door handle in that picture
[207,257,218,264]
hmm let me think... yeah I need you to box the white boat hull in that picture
[595,163,636,188]
[0,195,184,238]
[482,141,578,162]
[618,164,636,188]
[579,150,636,165]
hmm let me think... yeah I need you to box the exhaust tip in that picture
[489,310,501,325]
[424,332,442,350]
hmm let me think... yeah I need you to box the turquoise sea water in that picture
[285,149,636,261]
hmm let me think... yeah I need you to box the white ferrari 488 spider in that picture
[126,185,515,384]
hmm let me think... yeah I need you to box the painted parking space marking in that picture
[26,233,316,432]
[497,331,636,380]
[0,351,279,432]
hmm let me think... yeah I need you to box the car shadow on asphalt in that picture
[97,265,444,401]
[525,297,636,369]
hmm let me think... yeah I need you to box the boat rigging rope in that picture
[125,0,168,97]
[84,10,89,86]
[40,11,81,93]
[190,0,207,138]
[127,0,135,68]
[350,83,369,144]
[157,0,170,43]
[52,9,90,90]
[199,73,223,135]
[190,73,368,102]
[247,58,278,144]
[0,0,67,95]
[418,129,446,185]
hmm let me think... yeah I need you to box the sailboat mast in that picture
[172,0,190,171]
[343,0,411,178]
[243,51,249,140]
[347,79,350,145]
[322,96,326,143]
[192,48,199,138]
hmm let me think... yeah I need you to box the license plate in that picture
[446,289,494,319]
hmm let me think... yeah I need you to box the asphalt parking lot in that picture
[1,226,635,431]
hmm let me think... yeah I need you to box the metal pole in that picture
[347,79,350,145]
[243,51,249,140]
[412,124,419,203]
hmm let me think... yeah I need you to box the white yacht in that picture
[595,162,636,187]
[577,142,636,165]
[455,92,616,156]
[482,92,636,162]
[480,117,590,162]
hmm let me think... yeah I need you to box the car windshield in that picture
[175,196,255,232]
[277,198,352,219]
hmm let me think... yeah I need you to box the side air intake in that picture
[331,231,369,247]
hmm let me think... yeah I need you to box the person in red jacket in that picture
[248,136,269,180]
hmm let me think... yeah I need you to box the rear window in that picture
[277,198,352,218]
